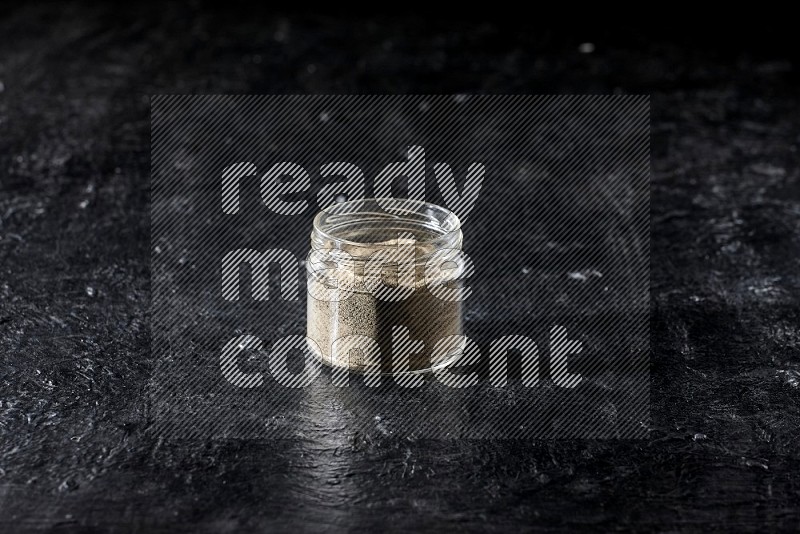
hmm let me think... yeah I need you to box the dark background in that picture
[1,3,799,531]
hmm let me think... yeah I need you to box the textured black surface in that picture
[1,4,799,532]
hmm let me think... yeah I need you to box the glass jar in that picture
[306,198,466,374]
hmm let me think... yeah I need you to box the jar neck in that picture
[310,198,462,261]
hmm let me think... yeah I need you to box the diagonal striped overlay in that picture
[150,95,649,439]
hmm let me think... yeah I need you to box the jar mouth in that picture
[311,198,462,255]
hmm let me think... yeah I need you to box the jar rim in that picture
[311,198,462,252]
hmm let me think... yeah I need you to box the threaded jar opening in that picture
[311,198,462,258]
